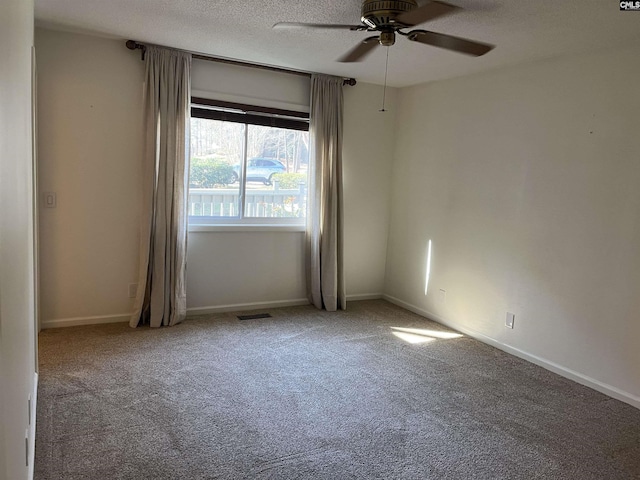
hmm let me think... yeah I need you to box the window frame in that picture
[188,98,310,229]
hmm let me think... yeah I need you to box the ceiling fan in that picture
[273,0,494,62]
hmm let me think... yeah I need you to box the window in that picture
[188,98,309,227]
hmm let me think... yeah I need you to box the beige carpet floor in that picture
[35,300,640,479]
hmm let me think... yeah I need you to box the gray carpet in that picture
[35,300,640,479]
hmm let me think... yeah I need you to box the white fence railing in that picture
[188,183,306,218]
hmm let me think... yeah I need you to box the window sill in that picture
[188,224,306,233]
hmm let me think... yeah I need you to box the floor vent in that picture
[237,313,272,321]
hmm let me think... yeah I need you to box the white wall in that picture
[343,83,396,298]
[0,0,37,478]
[36,29,145,326]
[385,47,640,407]
[36,28,396,321]
[186,231,307,311]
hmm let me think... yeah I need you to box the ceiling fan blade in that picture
[338,36,380,62]
[273,22,365,31]
[407,30,494,56]
[395,1,460,27]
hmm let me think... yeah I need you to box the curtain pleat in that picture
[130,46,191,328]
[306,74,346,311]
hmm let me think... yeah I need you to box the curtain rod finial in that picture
[343,78,357,86]
[126,40,146,60]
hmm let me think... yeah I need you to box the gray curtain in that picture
[130,46,191,328]
[306,74,346,311]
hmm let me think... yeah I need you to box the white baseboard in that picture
[42,298,315,326]
[187,298,310,316]
[346,293,384,301]
[383,294,640,410]
[187,294,384,315]
[41,313,130,329]
[28,372,38,480]
[40,295,383,328]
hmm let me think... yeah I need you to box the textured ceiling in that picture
[34,0,640,88]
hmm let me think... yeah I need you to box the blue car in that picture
[233,158,286,185]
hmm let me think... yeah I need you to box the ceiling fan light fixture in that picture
[379,31,396,46]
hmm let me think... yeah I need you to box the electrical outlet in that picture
[506,312,515,329]
[438,289,447,303]
[128,283,138,298]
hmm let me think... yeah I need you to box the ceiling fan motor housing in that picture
[361,0,418,28]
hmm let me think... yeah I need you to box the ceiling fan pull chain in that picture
[380,46,390,112]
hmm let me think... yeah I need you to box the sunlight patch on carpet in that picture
[391,326,463,344]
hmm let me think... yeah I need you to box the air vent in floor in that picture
[237,313,272,321]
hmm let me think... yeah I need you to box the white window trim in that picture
[188,223,306,233]
[187,210,307,229]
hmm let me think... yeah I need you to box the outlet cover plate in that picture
[43,192,56,208]
[506,312,515,329]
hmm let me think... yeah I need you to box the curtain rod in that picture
[125,40,357,86]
